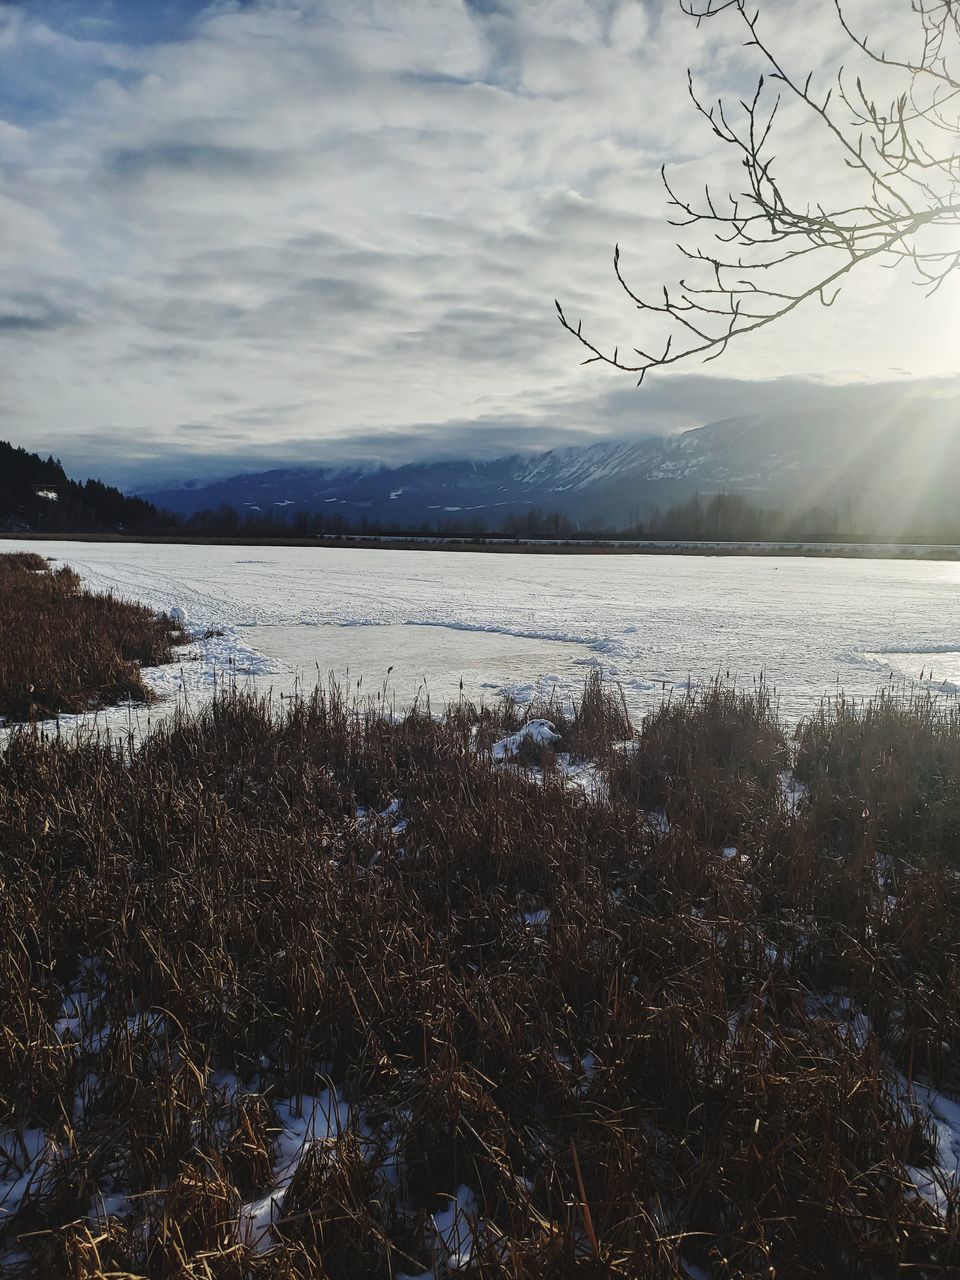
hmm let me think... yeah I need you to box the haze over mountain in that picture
[140,407,960,535]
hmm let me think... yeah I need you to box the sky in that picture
[1,0,958,488]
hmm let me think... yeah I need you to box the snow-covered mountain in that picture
[139,408,960,531]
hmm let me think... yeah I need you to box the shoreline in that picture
[4,531,960,559]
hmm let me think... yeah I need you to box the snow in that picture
[681,1264,712,1280]
[430,1184,480,1271]
[647,809,670,835]
[2,975,386,1257]
[491,719,560,761]
[357,798,409,837]
[237,1091,351,1250]
[902,1078,960,1217]
[578,1051,599,1096]
[808,992,872,1051]
[0,974,173,1243]
[0,1126,50,1225]
[516,908,550,928]
[513,439,657,493]
[5,541,960,732]
[557,754,604,798]
[778,770,809,814]
[396,1184,488,1278]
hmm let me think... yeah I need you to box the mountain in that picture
[138,465,376,519]
[138,446,672,527]
[137,406,960,535]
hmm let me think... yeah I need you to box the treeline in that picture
[457,491,936,544]
[193,492,909,544]
[0,442,164,535]
[174,494,782,542]
[169,491,931,544]
[617,492,860,544]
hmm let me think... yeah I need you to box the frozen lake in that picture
[9,539,960,729]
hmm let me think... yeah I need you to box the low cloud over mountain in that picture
[140,402,960,536]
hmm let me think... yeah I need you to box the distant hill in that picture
[0,441,165,534]
[139,406,960,536]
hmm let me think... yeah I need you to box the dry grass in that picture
[1,676,959,1278]
[608,678,787,843]
[0,553,48,573]
[466,668,632,768]
[795,690,960,860]
[0,553,187,721]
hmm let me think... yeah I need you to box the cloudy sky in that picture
[1,0,958,488]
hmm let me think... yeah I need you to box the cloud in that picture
[0,294,77,331]
[105,141,297,181]
[0,0,957,488]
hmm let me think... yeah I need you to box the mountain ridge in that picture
[137,407,960,534]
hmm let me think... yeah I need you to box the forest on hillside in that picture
[0,443,163,535]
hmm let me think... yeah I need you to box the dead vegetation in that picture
[1,674,959,1278]
[0,553,187,721]
[608,678,787,843]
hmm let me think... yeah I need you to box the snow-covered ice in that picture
[7,540,960,732]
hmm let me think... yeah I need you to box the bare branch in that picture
[558,1,960,382]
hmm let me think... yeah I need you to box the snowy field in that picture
[9,539,960,731]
